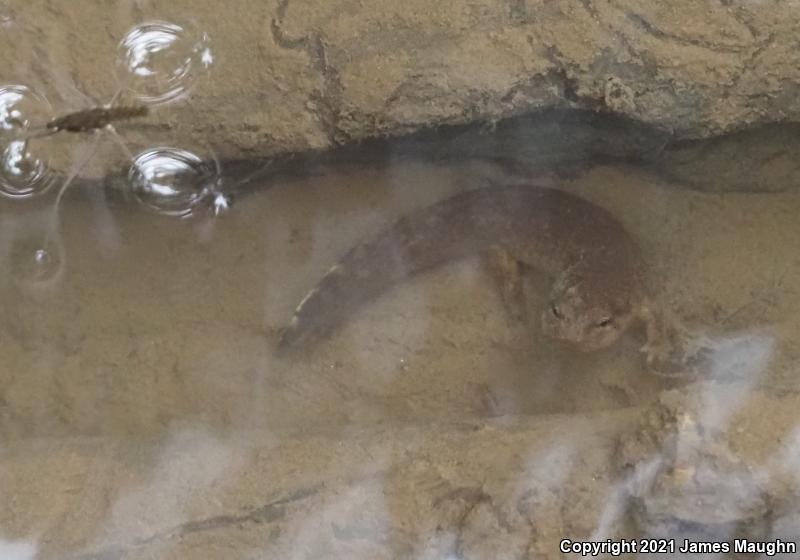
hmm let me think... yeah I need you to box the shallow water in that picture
[2,144,800,556]
[0,162,722,436]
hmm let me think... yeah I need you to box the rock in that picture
[617,382,800,542]
[0,413,634,559]
[1,0,799,163]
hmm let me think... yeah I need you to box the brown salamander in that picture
[279,184,690,372]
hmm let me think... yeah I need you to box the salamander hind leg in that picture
[483,246,528,323]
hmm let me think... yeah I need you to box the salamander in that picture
[279,184,691,372]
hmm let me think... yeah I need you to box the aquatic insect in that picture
[5,104,149,141]
[45,104,149,134]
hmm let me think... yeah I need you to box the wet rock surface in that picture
[2,0,800,160]
[3,385,800,559]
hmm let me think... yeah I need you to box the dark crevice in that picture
[625,11,748,53]
[68,485,321,560]
[506,0,528,23]
[269,0,347,144]
[537,45,606,109]
[308,35,349,144]
[577,0,601,21]
[724,33,776,98]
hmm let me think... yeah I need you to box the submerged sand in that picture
[0,158,799,557]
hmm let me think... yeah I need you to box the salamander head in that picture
[540,269,640,352]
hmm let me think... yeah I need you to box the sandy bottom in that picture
[0,158,799,557]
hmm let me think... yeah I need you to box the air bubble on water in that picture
[116,20,213,106]
[128,146,220,217]
[10,237,64,289]
[0,85,51,137]
[0,85,57,198]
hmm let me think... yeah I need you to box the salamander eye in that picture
[596,317,614,328]
[551,304,563,319]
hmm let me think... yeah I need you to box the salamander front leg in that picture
[639,300,710,377]
[483,246,528,323]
